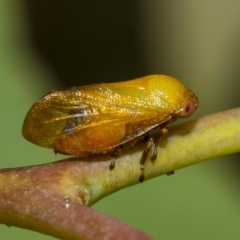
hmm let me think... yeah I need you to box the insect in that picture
[22,75,199,182]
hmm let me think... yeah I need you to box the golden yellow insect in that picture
[22,75,199,182]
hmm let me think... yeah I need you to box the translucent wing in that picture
[23,83,174,155]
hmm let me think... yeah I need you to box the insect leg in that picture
[166,171,175,176]
[139,138,154,183]
[109,159,115,170]
[109,146,123,170]
[151,126,169,162]
[150,142,158,162]
[54,149,70,155]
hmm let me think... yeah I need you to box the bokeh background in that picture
[1,1,240,239]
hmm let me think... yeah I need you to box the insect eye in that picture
[178,100,196,118]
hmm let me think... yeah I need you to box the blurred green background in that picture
[1,1,240,239]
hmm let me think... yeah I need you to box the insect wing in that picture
[23,83,174,155]
[22,90,91,148]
